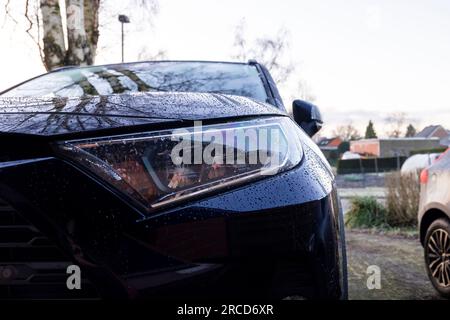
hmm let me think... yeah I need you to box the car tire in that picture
[424,218,450,299]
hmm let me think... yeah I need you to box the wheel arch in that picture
[420,208,450,245]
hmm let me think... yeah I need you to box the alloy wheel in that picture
[427,228,450,288]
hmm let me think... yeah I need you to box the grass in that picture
[348,226,419,239]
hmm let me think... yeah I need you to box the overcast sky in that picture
[1,0,450,136]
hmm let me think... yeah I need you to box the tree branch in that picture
[24,0,33,32]
[35,1,46,67]
[3,0,19,25]
[23,0,46,66]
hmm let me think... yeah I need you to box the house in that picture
[317,137,342,151]
[350,138,442,157]
[415,125,448,139]
[415,125,450,146]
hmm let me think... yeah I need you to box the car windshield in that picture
[1,61,269,103]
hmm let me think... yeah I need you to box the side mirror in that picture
[292,99,323,137]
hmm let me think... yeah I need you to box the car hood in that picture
[0,92,285,136]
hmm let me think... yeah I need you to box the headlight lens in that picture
[57,117,303,212]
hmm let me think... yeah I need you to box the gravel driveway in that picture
[346,229,443,300]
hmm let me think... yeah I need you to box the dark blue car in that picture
[0,60,347,300]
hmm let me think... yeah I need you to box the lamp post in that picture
[118,14,130,63]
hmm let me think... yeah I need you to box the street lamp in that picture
[118,14,130,63]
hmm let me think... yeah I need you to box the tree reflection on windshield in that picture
[2,62,269,103]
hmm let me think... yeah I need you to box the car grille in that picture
[0,198,99,300]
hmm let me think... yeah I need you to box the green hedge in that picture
[410,147,447,156]
[337,156,407,175]
[321,150,340,166]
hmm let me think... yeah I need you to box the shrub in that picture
[345,196,387,228]
[385,171,420,227]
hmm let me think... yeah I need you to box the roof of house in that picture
[318,138,332,146]
[415,125,447,138]
[318,137,341,147]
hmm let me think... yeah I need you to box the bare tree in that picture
[2,0,158,71]
[231,19,295,84]
[96,0,159,61]
[296,79,316,102]
[311,131,324,144]
[333,123,361,141]
[231,19,247,62]
[137,47,167,61]
[232,19,317,106]
[385,112,406,138]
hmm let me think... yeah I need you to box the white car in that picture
[401,153,442,175]
[418,149,450,298]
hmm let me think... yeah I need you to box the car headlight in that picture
[56,117,303,212]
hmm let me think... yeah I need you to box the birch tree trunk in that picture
[40,0,66,70]
[40,0,99,69]
[65,0,90,66]
[83,0,100,64]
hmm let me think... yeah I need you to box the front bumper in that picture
[0,143,346,300]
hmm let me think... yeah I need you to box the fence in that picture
[336,156,407,175]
